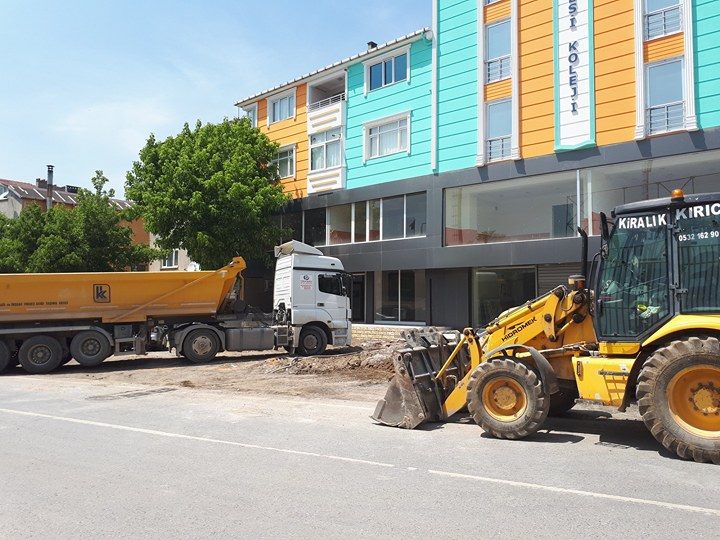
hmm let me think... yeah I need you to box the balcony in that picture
[647,101,684,134]
[487,136,511,162]
[307,92,346,135]
[486,56,511,83]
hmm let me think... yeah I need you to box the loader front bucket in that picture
[371,329,469,429]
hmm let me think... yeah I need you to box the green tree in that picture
[125,118,289,269]
[0,171,161,273]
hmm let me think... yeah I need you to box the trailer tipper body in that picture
[0,241,351,374]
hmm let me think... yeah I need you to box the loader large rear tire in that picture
[637,337,720,464]
[466,358,549,439]
[0,341,10,372]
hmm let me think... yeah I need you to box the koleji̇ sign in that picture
[553,0,596,151]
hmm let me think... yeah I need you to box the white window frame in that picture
[363,111,411,162]
[644,0,682,41]
[267,88,297,126]
[274,144,296,179]
[485,19,511,83]
[486,98,512,162]
[162,249,180,269]
[309,128,343,173]
[363,45,411,95]
[645,57,685,135]
[242,103,258,128]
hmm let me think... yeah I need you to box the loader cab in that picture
[595,190,720,341]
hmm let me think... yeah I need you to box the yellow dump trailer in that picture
[0,258,245,324]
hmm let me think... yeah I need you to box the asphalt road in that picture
[1,376,719,539]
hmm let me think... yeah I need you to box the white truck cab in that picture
[272,241,352,355]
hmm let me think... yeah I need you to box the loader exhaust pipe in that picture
[569,227,588,291]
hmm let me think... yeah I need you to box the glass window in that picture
[354,202,367,243]
[351,274,365,322]
[328,204,352,245]
[368,53,408,91]
[382,196,404,240]
[244,106,257,128]
[281,212,302,242]
[304,208,326,247]
[162,249,179,269]
[647,60,683,107]
[445,172,578,246]
[405,193,427,237]
[678,211,720,313]
[472,267,536,326]
[598,217,670,338]
[374,270,426,323]
[367,117,408,159]
[270,94,295,123]
[369,199,381,241]
[487,99,512,139]
[310,128,342,172]
[487,20,510,61]
[645,0,681,40]
[274,147,294,178]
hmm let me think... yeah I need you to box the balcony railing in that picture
[487,136,511,161]
[647,101,684,134]
[308,92,346,112]
[486,56,511,83]
[645,5,682,40]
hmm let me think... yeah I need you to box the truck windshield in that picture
[598,215,670,338]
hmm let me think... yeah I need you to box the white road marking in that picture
[2,406,719,518]
[429,469,720,517]
[0,408,395,469]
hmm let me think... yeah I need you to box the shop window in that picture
[405,192,427,237]
[280,212,302,242]
[472,267,537,327]
[382,196,404,240]
[354,202,367,243]
[369,199,381,241]
[304,208,326,247]
[374,270,426,323]
[328,204,352,245]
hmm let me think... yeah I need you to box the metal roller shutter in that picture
[537,263,581,294]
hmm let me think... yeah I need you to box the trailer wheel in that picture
[18,336,63,374]
[182,329,220,363]
[71,331,111,367]
[0,341,10,372]
[298,326,327,357]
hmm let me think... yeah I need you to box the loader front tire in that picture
[467,358,549,439]
[637,337,720,464]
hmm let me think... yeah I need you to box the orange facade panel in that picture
[486,78,512,101]
[644,32,684,63]
[594,0,637,147]
[519,0,554,158]
[258,83,308,199]
[485,0,510,23]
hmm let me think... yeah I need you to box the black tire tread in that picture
[466,358,549,440]
[637,336,720,464]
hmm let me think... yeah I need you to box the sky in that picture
[0,0,430,196]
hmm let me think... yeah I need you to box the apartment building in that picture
[235,0,720,328]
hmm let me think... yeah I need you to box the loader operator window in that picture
[598,216,670,338]
[677,212,720,313]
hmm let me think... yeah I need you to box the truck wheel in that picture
[18,336,63,374]
[637,337,720,464]
[0,341,10,372]
[298,326,327,356]
[71,331,111,367]
[182,329,220,363]
[466,358,549,439]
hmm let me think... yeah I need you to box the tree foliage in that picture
[125,118,289,269]
[0,171,160,273]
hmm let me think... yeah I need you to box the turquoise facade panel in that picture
[345,38,433,189]
[694,0,720,129]
[436,0,478,173]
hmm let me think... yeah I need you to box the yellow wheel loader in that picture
[372,189,720,464]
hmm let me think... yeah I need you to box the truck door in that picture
[317,272,350,328]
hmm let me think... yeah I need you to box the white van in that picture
[272,241,352,355]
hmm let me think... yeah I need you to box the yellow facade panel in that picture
[485,0,510,24]
[485,78,512,101]
[259,83,308,199]
[594,0,636,148]
[644,32,684,63]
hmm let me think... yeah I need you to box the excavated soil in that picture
[6,340,408,402]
